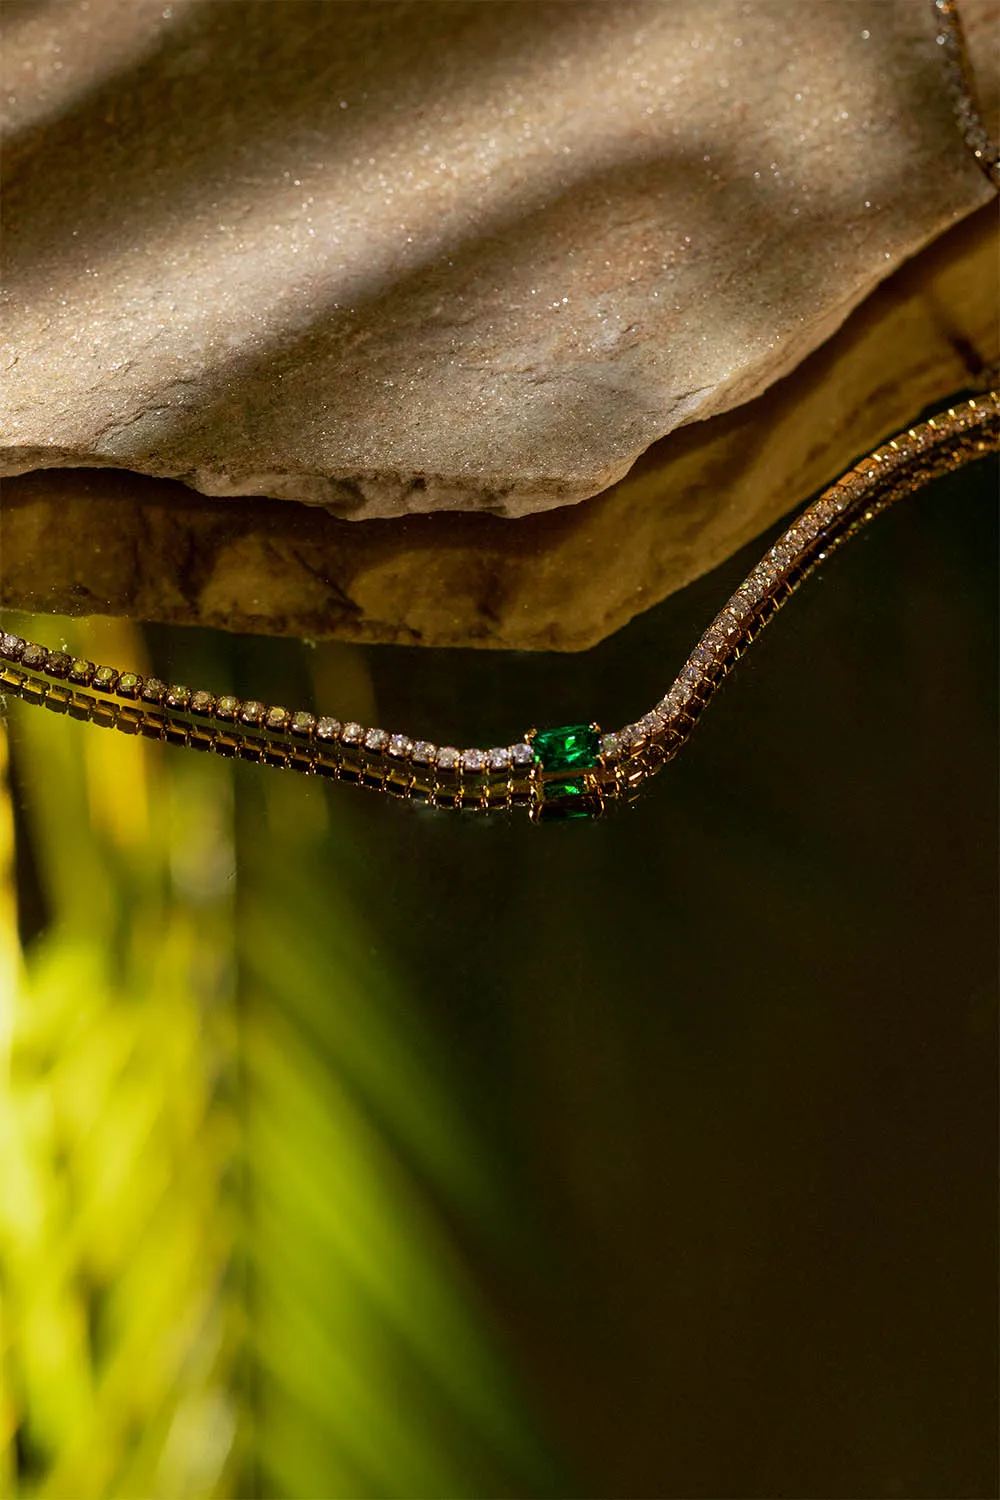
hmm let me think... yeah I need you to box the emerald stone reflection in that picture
[542,776,586,800]
[535,800,600,822]
[532,724,600,771]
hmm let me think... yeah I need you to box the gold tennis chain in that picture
[2,392,996,821]
[2,0,996,819]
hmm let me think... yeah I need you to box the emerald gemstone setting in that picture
[531,724,600,772]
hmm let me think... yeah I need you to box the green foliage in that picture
[0,617,553,1499]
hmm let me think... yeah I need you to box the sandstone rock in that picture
[1,0,995,518]
[2,204,995,651]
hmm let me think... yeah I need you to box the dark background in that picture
[5,453,998,1499]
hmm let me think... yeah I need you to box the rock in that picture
[2,204,995,651]
[1,0,995,518]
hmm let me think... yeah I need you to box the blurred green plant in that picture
[0,616,554,1500]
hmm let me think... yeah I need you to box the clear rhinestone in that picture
[363,727,389,752]
[487,747,512,772]
[265,706,290,731]
[20,643,46,670]
[290,711,315,736]
[0,633,25,660]
[388,734,414,759]
[240,700,264,725]
[45,652,73,678]
[436,746,460,771]
[510,741,533,767]
[639,711,663,736]
[340,721,363,744]
[460,748,486,774]
[411,740,436,765]
[191,690,215,715]
[68,659,95,685]
[599,732,621,761]
[619,724,646,753]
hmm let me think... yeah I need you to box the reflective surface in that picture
[1,455,997,1498]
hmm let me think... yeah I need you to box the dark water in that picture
[3,455,997,1499]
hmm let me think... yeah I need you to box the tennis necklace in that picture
[2,390,997,820]
[2,0,996,818]
[935,0,1000,188]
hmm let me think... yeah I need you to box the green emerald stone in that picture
[532,724,599,771]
